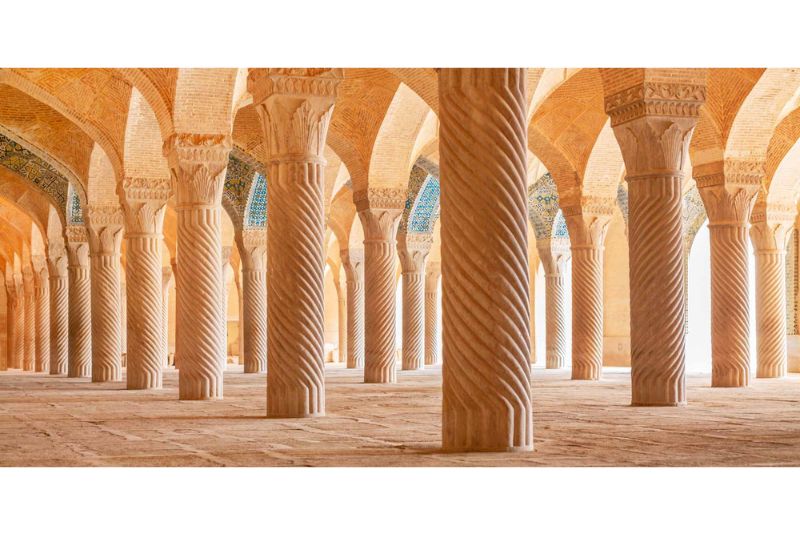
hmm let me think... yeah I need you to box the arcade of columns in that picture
[3,68,800,453]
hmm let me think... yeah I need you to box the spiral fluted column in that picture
[22,267,35,371]
[119,282,127,367]
[697,162,761,388]
[161,266,172,368]
[33,259,50,373]
[47,251,69,375]
[120,177,170,389]
[11,274,23,369]
[87,205,124,383]
[438,68,532,452]
[250,69,342,417]
[565,205,613,380]
[165,134,231,400]
[538,241,570,369]
[238,229,267,373]
[424,261,441,366]
[66,227,92,378]
[356,189,405,384]
[398,232,432,371]
[336,286,347,364]
[606,76,705,406]
[749,205,794,378]
[341,248,365,369]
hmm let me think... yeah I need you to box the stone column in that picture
[161,266,173,368]
[86,205,124,382]
[336,280,347,364]
[397,232,433,371]
[537,240,570,369]
[119,281,127,367]
[564,202,613,380]
[170,257,179,368]
[12,274,24,369]
[164,134,231,400]
[424,261,441,366]
[221,246,233,368]
[47,248,68,375]
[697,160,761,387]
[66,226,92,378]
[4,278,20,369]
[438,68,533,452]
[340,248,365,369]
[249,68,342,417]
[237,229,267,373]
[22,266,35,371]
[749,202,794,378]
[32,257,50,373]
[355,188,405,383]
[606,77,705,405]
[120,177,171,388]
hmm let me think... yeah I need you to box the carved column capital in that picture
[66,226,90,267]
[22,265,34,295]
[536,238,571,276]
[86,204,124,256]
[248,68,342,162]
[163,133,232,206]
[340,247,364,281]
[606,82,706,179]
[696,159,763,225]
[605,81,706,127]
[750,201,795,253]
[355,187,406,241]
[397,232,433,273]
[562,197,615,248]
[238,228,267,272]
[425,261,441,292]
[120,177,171,235]
[161,265,174,292]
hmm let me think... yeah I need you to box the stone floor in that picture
[1,364,800,466]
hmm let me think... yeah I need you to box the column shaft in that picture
[341,249,365,369]
[357,197,404,383]
[545,273,567,368]
[438,68,532,452]
[165,134,231,400]
[161,266,172,368]
[398,233,432,371]
[424,263,441,366]
[87,207,124,383]
[749,214,793,378]
[22,269,35,371]
[34,265,50,373]
[48,261,69,375]
[242,268,267,373]
[606,79,705,406]
[67,230,92,378]
[249,68,342,416]
[126,234,165,388]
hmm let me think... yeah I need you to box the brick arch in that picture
[725,69,800,161]
[327,186,357,248]
[366,83,432,191]
[86,143,117,204]
[0,194,45,253]
[328,69,400,192]
[528,68,608,207]
[765,107,800,203]
[582,120,625,199]
[173,68,240,134]
[0,68,131,181]
[123,88,170,183]
[689,68,763,168]
[0,83,93,192]
[0,166,63,232]
[116,68,177,140]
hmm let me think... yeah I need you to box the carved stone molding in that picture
[354,187,406,212]
[163,133,232,206]
[66,225,89,244]
[86,204,124,257]
[397,232,433,273]
[536,239,571,276]
[563,199,614,249]
[605,82,707,126]
[247,68,343,102]
[239,228,267,272]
